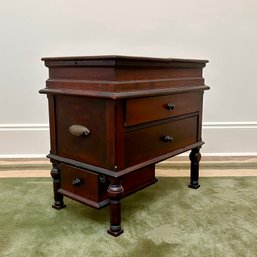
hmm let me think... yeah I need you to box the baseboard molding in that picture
[0,122,257,158]
[202,121,257,155]
[0,124,49,158]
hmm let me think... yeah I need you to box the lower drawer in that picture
[59,164,109,209]
[58,163,157,209]
[125,115,198,166]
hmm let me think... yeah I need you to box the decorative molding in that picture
[1,121,257,130]
[0,124,49,131]
[202,121,257,156]
[0,154,47,158]
[203,121,257,129]
[0,124,50,159]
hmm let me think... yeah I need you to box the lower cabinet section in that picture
[58,163,157,209]
[121,165,157,197]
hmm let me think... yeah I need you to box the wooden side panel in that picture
[114,99,126,170]
[106,99,116,170]
[47,94,57,154]
[121,165,157,196]
[55,95,109,168]
[197,92,204,141]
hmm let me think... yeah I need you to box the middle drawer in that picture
[125,115,198,166]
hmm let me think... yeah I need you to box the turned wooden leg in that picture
[107,178,124,237]
[188,147,201,189]
[50,163,66,210]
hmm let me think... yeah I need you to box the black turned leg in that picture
[107,179,124,237]
[50,163,66,210]
[189,147,201,189]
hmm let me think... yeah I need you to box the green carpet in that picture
[1,177,257,257]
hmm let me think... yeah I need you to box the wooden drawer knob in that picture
[72,178,82,186]
[166,103,176,110]
[162,135,173,143]
[69,125,90,136]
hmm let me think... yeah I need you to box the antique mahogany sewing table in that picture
[40,55,209,236]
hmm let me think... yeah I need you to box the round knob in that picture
[162,135,173,143]
[99,175,106,184]
[166,103,175,111]
[72,178,82,186]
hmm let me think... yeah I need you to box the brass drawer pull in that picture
[69,125,90,136]
[162,135,173,143]
[166,103,175,110]
[72,178,82,186]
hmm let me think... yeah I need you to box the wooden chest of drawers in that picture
[40,55,209,236]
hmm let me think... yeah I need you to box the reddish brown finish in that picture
[125,116,198,166]
[49,67,115,81]
[55,95,111,169]
[40,55,209,237]
[41,55,208,66]
[121,165,157,196]
[59,164,106,203]
[40,55,208,96]
[45,78,205,93]
[107,178,124,236]
[125,92,202,126]
[47,95,57,154]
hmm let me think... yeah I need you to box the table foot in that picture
[107,226,124,237]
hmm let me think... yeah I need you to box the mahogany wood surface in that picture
[40,55,209,236]
[125,92,202,126]
[125,115,198,166]
[59,163,106,203]
[55,95,110,168]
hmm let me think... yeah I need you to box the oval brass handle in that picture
[162,135,173,143]
[72,178,82,186]
[69,125,90,136]
[166,103,175,110]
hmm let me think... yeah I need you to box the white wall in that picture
[0,0,257,157]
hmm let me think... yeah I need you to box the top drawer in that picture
[125,92,202,126]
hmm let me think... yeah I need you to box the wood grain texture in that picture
[125,92,202,126]
[125,116,198,166]
[39,55,209,236]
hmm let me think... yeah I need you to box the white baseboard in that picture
[0,122,257,158]
[202,122,257,156]
[0,124,49,158]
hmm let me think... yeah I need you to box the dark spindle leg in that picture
[188,147,201,189]
[107,178,124,236]
[50,162,66,209]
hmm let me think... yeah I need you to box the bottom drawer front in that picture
[125,116,198,166]
[60,164,108,203]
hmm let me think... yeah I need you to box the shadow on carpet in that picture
[1,177,257,257]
